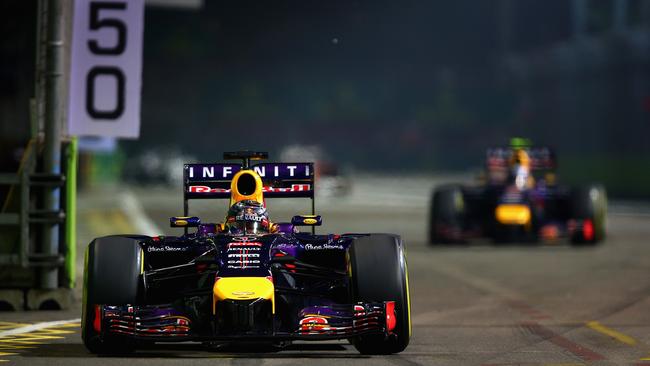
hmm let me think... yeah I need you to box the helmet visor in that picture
[228,219,269,235]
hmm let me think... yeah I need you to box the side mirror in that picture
[291,215,322,226]
[170,216,200,228]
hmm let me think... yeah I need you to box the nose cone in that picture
[495,204,531,225]
[213,277,275,313]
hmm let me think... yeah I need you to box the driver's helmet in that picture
[510,148,531,170]
[225,200,270,235]
[509,149,531,189]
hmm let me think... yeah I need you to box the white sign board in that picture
[68,0,144,138]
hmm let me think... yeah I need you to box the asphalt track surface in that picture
[2,175,650,366]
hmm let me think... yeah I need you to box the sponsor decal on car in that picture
[299,316,329,332]
[227,253,260,258]
[231,291,255,296]
[276,243,297,249]
[147,246,188,252]
[304,243,344,250]
[228,237,257,242]
[187,164,311,180]
[354,304,366,316]
[227,241,262,247]
[227,246,261,252]
[227,260,261,264]
[227,242,262,251]
[189,184,311,194]
[235,213,263,222]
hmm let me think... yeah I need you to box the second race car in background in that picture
[429,139,607,245]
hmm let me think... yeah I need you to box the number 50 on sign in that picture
[68,0,144,138]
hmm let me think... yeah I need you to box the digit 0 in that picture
[85,66,125,119]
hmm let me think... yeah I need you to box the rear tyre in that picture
[429,185,465,244]
[570,185,607,245]
[82,235,145,354]
[349,234,410,354]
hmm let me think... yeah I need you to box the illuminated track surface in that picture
[2,175,650,366]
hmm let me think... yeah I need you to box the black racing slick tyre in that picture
[570,185,607,245]
[82,236,145,354]
[429,185,465,244]
[349,234,411,354]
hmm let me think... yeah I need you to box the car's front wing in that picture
[99,301,396,341]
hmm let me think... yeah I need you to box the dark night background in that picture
[2,0,650,196]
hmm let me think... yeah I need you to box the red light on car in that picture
[385,301,397,333]
[93,305,102,333]
[583,219,594,242]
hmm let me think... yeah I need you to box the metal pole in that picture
[41,0,64,289]
[34,0,48,139]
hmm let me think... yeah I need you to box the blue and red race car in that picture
[82,151,410,354]
[429,139,607,245]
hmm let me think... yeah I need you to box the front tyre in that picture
[82,236,145,354]
[429,185,465,244]
[349,234,410,354]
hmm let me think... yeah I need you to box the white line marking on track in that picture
[0,319,81,338]
[610,212,650,218]
[119,190,163,236]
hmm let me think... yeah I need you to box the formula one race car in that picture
[429,139,607,245]
[82,151,410,355]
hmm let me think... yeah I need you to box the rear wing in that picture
[486,147,557,171]
[183,162,315,216]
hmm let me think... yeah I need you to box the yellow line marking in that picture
[0,345,34,350]
[0,323,29,330]
[32,328,75,335]
[0,335,65,344]
[0,321,80,363]
[11,335,64,341]
[0,339,49,344]
[586,321,637,346]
